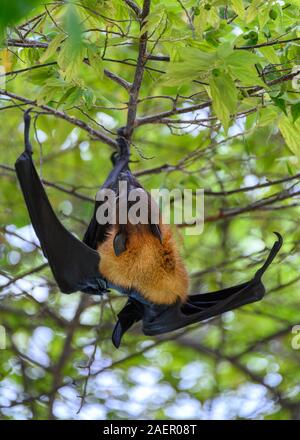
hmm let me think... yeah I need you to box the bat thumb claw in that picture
[272,231,283,246]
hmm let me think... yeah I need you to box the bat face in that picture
[98,222,189,305]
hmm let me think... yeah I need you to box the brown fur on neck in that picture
[97,223,189,305]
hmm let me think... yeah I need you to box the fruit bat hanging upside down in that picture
[15,111,283,348]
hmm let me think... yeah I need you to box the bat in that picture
[15,110,283,347]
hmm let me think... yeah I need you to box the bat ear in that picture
[113,229,127,256]
[149,223,162,244]
[147,196,162,243]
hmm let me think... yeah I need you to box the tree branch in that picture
[124,0,151,140]
[135,68,300,127]
[124,0,142,16]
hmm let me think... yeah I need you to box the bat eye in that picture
[113,231,127,256]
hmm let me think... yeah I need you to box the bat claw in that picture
[272,231,283,246]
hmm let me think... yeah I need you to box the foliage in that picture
[0,0,300,420]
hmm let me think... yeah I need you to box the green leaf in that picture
[231,0,245,18]
[272,97,287,115]
[87,46,104,79]
[286,160,294,176]
[64,3,84,49]
[245,0,263,23]
[36,85,59,105]
[209,72,238,133]
[217,42,234,59]
[194,8,208,35]
[278,115,300,159]
[291,102,300,122]
[225,51,265,87]
[259,46,280,65]
[82,88,95,109]
[56,86,78,108]
[258,107,279,126]
[225,50,261,65]
[26,67,56,85]
[206,6,220,28]
[288,0,300,6]
[257,4,272,28]
[54,3,85,82]
[0,0,41,31]
[141,9,166,35]
[162,48,217,86]
[46,77,67,88]
[40,34,65,63]
[57,39,85,82]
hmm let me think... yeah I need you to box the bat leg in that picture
[15,110,103,295]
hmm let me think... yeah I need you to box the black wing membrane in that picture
[113,233,282,345]
[15,112,102,294]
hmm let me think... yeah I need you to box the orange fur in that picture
[97,223,189,305]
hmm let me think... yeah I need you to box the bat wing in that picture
[143,232,283,336]
[15,115,103,294]
[113,233,282,344]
